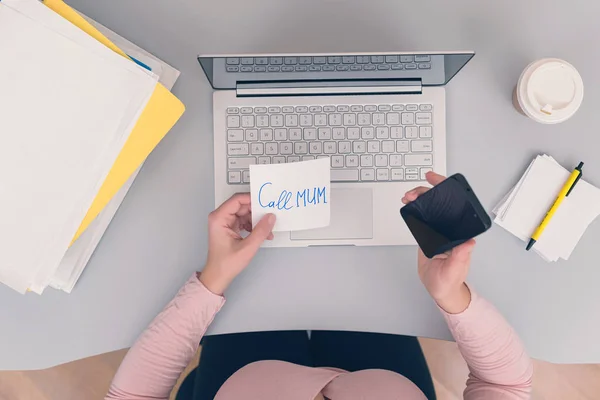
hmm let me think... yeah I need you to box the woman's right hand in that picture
[401,171,475,314]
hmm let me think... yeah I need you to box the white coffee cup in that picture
[513,58,584,124]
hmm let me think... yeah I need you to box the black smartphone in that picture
[400,174,491,258]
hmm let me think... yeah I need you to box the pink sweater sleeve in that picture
[105,274,225,400]
[441,287,533,400]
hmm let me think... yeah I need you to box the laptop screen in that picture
[197,52,474,90]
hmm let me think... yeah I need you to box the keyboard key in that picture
[371,55,384,63]
[361,127,374,139]
[313,57,326,64]
[299,57,312,65]
[245,129,259,141]
[405,126,418,139]
[257,157,270,165]
[376,126,389,139]
[390,155,402,167]
[358,113,371,125]
[391,126,403,139]
[419,104,433,111]
[303,128,317,140]
[294,142,308,154]
[255,58,268,65]
[332,169,359,182]
[405,63,417,70]
[227,107,240,114]
[256,115,269,127]
[391,64,404,70]
[226,66,239,72]
[270,57,283,65]
[336,65,349,71]
[400,55,414,63]
[375,155,388,167]
[309,65,322,72]
[323,106,336,112]
[382,140,395,153]
[296,106,309,113]
[241,57,254,65]
[260,129,273,141]
[351,105,364,112]
[240,66,253,72]
[364,65,376,71]
[411,140,433,152]
[300,114,313,126]
[228,171,241,183]
[405,167,419,175]
[401,113,415,125]
[254,107,267,113]
[302,156,316,161]
[378,105,391,111]
[337,105,350,112]
[251,143,264,155]
[385,55,399,63]
[287,156,300,163]
[356,56,370,64]
[281,66,294,72]
[227,115,240,128]
[346,155,359,167]
[376,168,389,181]
[228,143,249,155]
[386,112,400,125]
[419,126,432,138]
[227,129,244,142]
[289,128,302,140]
[268,106,281,113]
[241,115,255,127]
[418,63,431,69]
[396,140,409,153]
[364,105,377,112]
[243,170,251,183]
[331,155,344,168]
[274,129,287,141]
[310,106,323,112]
[420,167,433,180]
[347,127,360,139]
[327,56,342,64]
[324,142,336,154]
[280,142,293,154]
[228,157,256,169]
[416,112,432,125]
[318,127,332,140]
[404,154,433,166]
[295,65,308,72]
[361,169,375,181]
[265,142,278,155]
[377,64,390,70]
[309,142,323,154]
[406,104,419,111]
[360,154,373,167]
[392,104,405,111]
[241,107,253,114]
[350,65,362,71]
[367,141,380,153]
[406,174,419,180]
[343,113,357,125]
[284,57,297,65]
[329,113,343,126]
[332,127,345,139]
[270,115,284,127]
[282,106,294,113]
[253,66,266,72]
[322,65,335,71]
[415,55,431,62]
[372,113,385,125]
[391,169,404,181]
[338,141,351,153]
[353,141,366,153]
[273,156,286,164]
[342,56,355,64]
[268,66,280,72]
[315,114,327,126]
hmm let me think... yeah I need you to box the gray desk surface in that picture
[2,0,600,370]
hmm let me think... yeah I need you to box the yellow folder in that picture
[43,0,185,244]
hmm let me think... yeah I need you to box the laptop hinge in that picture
[236,79,422,97]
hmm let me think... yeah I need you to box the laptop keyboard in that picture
[226,103,434,184]
[224,55,432,73]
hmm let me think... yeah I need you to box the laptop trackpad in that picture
[290,188,373,241]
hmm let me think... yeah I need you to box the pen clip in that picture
[566,162,584,197]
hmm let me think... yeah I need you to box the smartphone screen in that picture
[400,174,491,258]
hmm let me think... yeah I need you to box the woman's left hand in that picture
[199,193,276,295]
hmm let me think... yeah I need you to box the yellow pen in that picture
[526,162,584,251]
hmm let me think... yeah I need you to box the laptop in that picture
[198,52,474,247]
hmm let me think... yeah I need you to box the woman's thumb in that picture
[244,214,276,251]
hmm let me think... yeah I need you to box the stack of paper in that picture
[493,155,600,262]
[0,0,184,294]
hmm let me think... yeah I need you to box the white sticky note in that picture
[250,158,331,231]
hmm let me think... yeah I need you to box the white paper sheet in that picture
[0,0,156,293]
[250,159,331,232]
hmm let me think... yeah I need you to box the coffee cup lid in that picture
[517,59,584,123]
